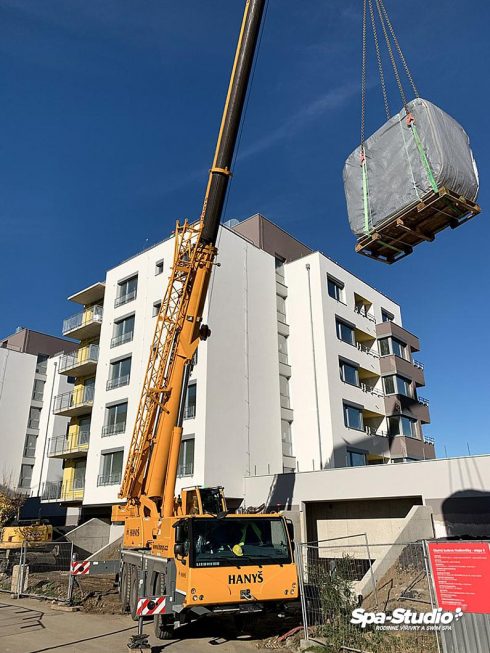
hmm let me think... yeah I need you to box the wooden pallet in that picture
[355,187,481,264]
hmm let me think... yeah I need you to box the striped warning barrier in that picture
[71,561,90,575]
[136,596,166,616]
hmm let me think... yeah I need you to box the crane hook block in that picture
[199,324,211,341]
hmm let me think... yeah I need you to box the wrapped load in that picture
[343,98,479,238]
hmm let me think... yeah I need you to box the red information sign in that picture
[428,541,490,614]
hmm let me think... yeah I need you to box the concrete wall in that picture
[65,517,111,556]
[0,348,37,485]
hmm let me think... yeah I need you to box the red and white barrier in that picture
[71,561,91,575]
[136,596,166,616]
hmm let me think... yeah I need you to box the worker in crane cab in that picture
[231,521,264,557]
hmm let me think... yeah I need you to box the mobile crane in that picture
[111,0,298,641]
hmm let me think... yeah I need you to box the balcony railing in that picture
[354,305,376,322]
[102,421,126,437]
[177,463,194,477]
[360,382,385,398]
[364,425,389,438]
[413,359,424,370]
[53,386,95,413]
[417,396,430,406]
[114,289,137,308]
[424,435,435,445]
[42,481,62,501]
[63,305,103,335]
[97,472,122,486]
[357,343,379,358]
[59,344,99,373]
[183,404,196,420]
[41,478,85,501]
[48,429,90,456]
[106,375,130,391]
[110,331,134,348]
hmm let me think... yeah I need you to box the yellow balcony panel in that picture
[47,429,89,459]
[60,480,85,502]
[62,305,103,339]
[59,344,99,376]
[53,386,94,417]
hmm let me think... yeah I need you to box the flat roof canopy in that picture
[68,282,105,306]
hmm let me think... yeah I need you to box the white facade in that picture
[50,214,433,516]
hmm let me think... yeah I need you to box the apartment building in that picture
[43,214,434,523]
[0,328,76,492]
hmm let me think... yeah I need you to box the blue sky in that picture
[1,1,488,457]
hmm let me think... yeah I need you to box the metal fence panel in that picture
[297,537,440,653]
[20,542,73,601]
[0,547,23,594]
[441,613,490,653]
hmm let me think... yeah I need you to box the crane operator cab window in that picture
[190,518,291,568]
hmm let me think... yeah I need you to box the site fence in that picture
[0,542,74,601]
[297,535,441,653]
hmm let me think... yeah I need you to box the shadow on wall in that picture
[265,471,296,512]
[440,490,490,539]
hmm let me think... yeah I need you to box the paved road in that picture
[0,598,263,653]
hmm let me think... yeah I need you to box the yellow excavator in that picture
[111,0,298,644]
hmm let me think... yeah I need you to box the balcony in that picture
[183,404,196,420]
[110,331,134,348]
[53,386,94,417]
[390,435,436,461]
[41,478,85,502]
[384,394,430,424]
[379,353,425,387]
[59,344,99,377]
[97,472,122,487]
[62,305,103,339]
[114,289,137,308]
[106,374,130,391]
[376,321,420,352]
[48,428,89,459]
[102,421,126,437]
[177,463,194,478]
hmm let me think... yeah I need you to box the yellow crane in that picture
[111,1,298,643]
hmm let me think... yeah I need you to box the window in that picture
[381,309,394,323]
[28,406,41,429]
[107,357,131,390]
[336,319,355,346]
[73,461,86,490]
[378,336,407,360]
[279,375,290,408]
[184,383,197,419]
[103,402,128,436]
[155,259,164,275]
[32,379,45,401]
[78,416,91,444]
[275,257,285,281]
[327,276,344,302]
[111,314,135,348]
[153,301,162,318]
[36,354,49,374]
[281,420,293,456]
[389,415,417,438]
[178,438,195,477]
[347,450,366,467]
[339,360,359,386]
[19,464,33,489]
[276,295,287,323]
[23,434,37,458]
[383,375,412,397]
[278,334,288,364]
[115,275,138,308]
[98,450,124,486]
[343,403,363,431]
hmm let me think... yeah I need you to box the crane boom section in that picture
[117,0,266,524]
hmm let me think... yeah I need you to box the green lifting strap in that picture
[361,158,371,234]
[411,122,439,194]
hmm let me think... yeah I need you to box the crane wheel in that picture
[119,562,131,612]
[129,567,139,621]
[153,572,174,640]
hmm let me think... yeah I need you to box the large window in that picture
[343,403,363,431]
[36,354,49,374]
[276,295,287,323]
[279,375,290,408]
[103,402,128,436]
[378,336,407,360]
[19,464,33,489]
[281,420,293,456]
[347,450,367,467]
[111,315,135,348]
[339,359,359,386]
[23,434,37,458]
[184,383,197,419]
[336,319,355,346]
[383,375,412,397]
[28,406,41,429]
[178,438,195,477]
[115,275,138,308]
[327,276,344,302]
[32,379,45,401]
[98,450,124,486]
[107,357,131,390]
[389,415,417,438]
[278,334,288,364]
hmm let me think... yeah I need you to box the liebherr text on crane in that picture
[111,0,299,642]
